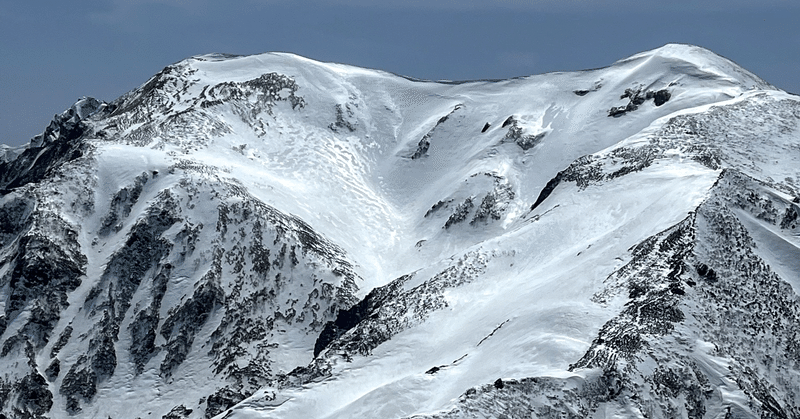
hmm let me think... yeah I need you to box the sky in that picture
[1,0,799,146]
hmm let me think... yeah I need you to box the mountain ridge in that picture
[0,44,798,418]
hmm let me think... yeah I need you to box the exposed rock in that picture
[429,173,515,229]
[574,82,602,96]
[0,98,99,193]
[60,360,96,414]
[502,117,546,151]
[425,366,443,375]
[423,199,452,218]
[329,104,357,133]
[162,405,193,419]
[314,274,409,357]
[58,192,180,413]
[780,205,798,229]
[160,274,224,378]
[5,214,85,324]
[45,359,60,382]
[417,370,624,419]
[608,86,672,117]
[652,89,671,106]
[103,68,304,147]
[0,198,33,247]
[107,64,196,118]
[98,172,149,236]
[290,251,494,386]
[411,136,431,160]
[204,388,246,419]
[411,106,461,159]
[444,198,474,229]
[49,325,72,359]
[129,265,171,374]
[14,372,53,418]
[204,73,306,112]
[573,216,694,370]
[470,176,515,225]
[530,172,564,211]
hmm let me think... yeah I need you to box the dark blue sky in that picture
[2,1,799,146]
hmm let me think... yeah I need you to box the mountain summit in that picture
[0,44,798,418]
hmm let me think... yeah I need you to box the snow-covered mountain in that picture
[0,43,798,419]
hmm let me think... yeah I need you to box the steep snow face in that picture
[0,44,797,419]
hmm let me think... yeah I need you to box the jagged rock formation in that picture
[0,44,798,419]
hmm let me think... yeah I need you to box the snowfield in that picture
[0,44,798,419]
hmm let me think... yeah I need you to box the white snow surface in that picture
[1,44,798,419]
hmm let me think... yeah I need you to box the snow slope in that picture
[0,44,798,419]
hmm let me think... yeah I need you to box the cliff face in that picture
[0,44,798,418]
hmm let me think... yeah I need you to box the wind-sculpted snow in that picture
[0,44,798,418]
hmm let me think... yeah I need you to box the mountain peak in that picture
[615,43,774,90]
[0,46,798,419]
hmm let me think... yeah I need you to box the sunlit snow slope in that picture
[0,44,799,419]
